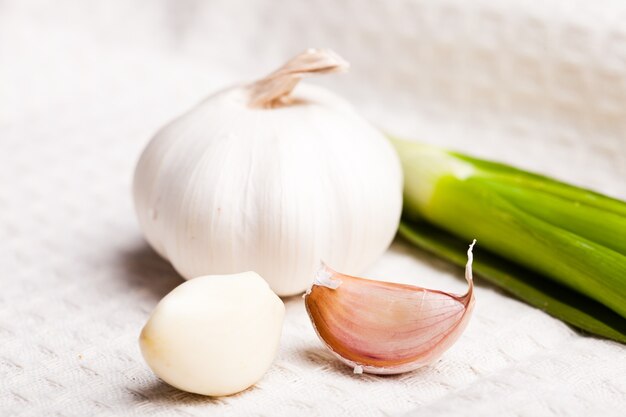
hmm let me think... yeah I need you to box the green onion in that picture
[399,220,626,343]
[392,139,626,340]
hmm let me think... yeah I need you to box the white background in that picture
[1,1,625,416]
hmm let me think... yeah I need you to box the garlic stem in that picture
[248,48,349,108]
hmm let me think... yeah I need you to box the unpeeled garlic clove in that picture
[304,240,476,375]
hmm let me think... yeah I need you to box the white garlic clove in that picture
[304,241,476,375]
[139,272,285,396]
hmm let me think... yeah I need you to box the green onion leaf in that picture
[399,219,626,343]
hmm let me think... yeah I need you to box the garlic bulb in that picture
[139,271,285,396]
[133,49,403,296]
[304,240,476,375]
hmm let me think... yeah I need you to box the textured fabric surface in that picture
[1,1,625,416]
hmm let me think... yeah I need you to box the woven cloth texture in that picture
[1,1,625,416]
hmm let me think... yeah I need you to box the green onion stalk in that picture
[391,138,626,343]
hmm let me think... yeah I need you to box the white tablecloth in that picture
[2,1,625,416]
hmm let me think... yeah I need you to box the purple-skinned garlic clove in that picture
[304,240,477,375]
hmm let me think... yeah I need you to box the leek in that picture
[392,139,626,339]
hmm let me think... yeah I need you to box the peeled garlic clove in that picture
[304,241,477,375]
[139,272,285,396]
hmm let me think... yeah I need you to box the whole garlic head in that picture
[139,271,285,396]
[133,49,403,295]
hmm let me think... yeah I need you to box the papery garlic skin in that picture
[304,241,476,375]
[139,272,285,396]
[133,49,403,296]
